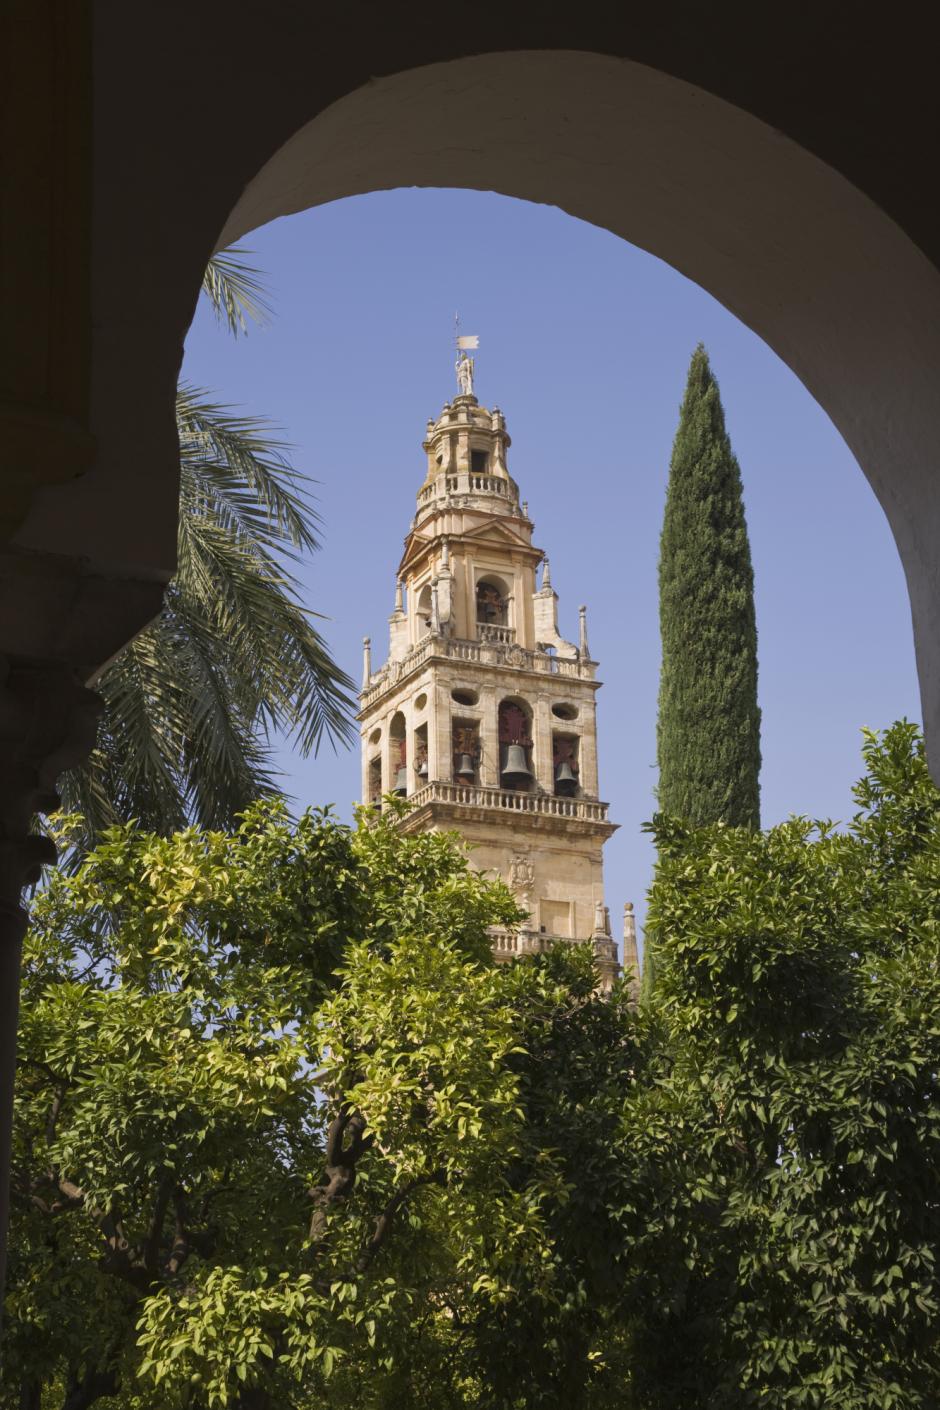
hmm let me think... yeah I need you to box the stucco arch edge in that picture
[217,50,940,779]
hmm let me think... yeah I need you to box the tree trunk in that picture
[61,1369,118,1410]
[19,1381,42,1410]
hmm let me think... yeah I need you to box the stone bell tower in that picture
[358,351,636,990]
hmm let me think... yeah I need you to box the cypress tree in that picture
[656,344,761,829]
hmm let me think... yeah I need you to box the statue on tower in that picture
[456,351,475,397]
[455,328,479,397]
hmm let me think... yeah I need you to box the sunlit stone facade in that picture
[358,385,638,992]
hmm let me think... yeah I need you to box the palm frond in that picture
[177,385,319,554]
[61,390,356,851]
[201,246,273,337]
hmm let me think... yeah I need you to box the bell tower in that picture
[359,351,633,990]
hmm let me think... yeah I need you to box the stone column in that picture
[534,695,554,793]
[479,684,499,787]
[429,681,451,783]
[580,699,600,796]
[0,658,102,1303]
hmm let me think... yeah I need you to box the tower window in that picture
[498,699,534,792]
[453,720,480,784]
[476,578,508,626]
[471,449,489,473]
[552,734,580,797]
[390,713,407,796]
[368,756,382,806]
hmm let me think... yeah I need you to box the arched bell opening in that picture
[413,722,429,787]
[367,754,382,808]
[389,711,407,796]
[552,733,580,798]
[476,575,510,640]
[452,719,480,786]
[498,698,534,792]
[415,583,433,638]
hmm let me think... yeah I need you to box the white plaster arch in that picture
[17,49,939,772]
[213,52,940,777]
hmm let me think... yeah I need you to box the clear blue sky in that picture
[182,188,921,953]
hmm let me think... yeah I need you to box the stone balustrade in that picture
[487,926,584,958]
[477,622,514,644]
[417,472,515,507]
[406,779,609,823]
[360,633,596,710]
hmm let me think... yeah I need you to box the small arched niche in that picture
[415,583,433,636]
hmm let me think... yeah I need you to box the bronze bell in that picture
[502,743,533,784]
[554,759,578,796]
[456,752,475,780]
[417,758,429,779]
[393,765,408,796]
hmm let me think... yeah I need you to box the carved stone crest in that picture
[508,853,535,909]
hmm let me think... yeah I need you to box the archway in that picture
[17,48,939,775]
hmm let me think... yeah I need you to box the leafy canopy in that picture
[8,803,640,1410]
[9,723,940,1409]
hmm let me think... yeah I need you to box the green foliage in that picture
[636,721,940,1407]
[60,254,355,852]
[11,724,940,1408]
[656,343,761,832]
[7,803,629,1409]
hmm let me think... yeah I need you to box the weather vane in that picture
[454,313,479,397]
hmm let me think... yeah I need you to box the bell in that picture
[554,759,578,796]
[456,752,475,780]
[501,743,533,784]
[393,765,408,796]
[417,758,429,779]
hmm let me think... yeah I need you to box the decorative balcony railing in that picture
[417,472,515,508]
[405,780,609,823]
[360,634,596,710]
[477,622,514,644]
[487,927,586,958]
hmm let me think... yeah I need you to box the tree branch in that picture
[308,1107,374,1244]
[165,1186,192,1276]
[61,1368,118,1410]
[144,1178,174,1276]
[354,1170,446,1275]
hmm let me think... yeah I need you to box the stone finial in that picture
[540,557,553,592]
[579,605,590,659]
[521,500,529,518]
[592,898,607,937]
[622,901,640,1001]
[394,579,403,614]
[361,637,372,690]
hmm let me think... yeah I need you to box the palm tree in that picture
[60,250,356,849]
